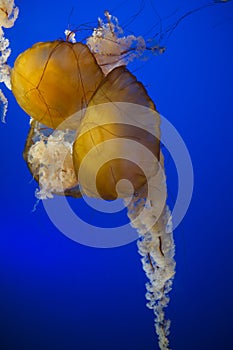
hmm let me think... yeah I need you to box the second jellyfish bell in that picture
[73,65,161,200]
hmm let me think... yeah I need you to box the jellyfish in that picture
[4,9,174,348]
[0,1,231,350]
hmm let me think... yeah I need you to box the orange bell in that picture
[73,66,161,200]
[11,40,104,129]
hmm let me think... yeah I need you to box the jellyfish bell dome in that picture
[11,40,104,129]
[73,66,161,200]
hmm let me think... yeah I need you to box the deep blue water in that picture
[0,1,233,349]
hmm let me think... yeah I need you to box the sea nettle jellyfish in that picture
[1,1,230,349]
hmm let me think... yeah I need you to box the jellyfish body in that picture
[11,40,104,129]
[73,65,161,200]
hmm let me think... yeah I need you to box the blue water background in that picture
[0,1,233,349]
